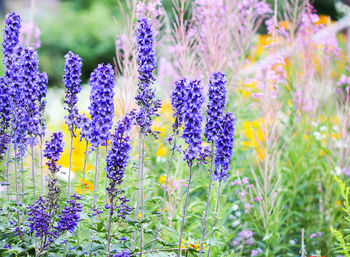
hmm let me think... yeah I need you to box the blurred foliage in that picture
[37,1,121,87]
[3,0,340,87]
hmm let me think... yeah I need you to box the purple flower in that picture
[239,230,254,239]
[27,196,51,238]
[182,79,204,165]
[8,46,41,155]
[343,167,350,177]
[251,248,263,257]
[55,194,82,234]
[76,113,91,141]
[106,112,135,198]
[0,77,12,132]
[310,232,322,239]
[88,63,115,149]
[135,18,161,135]
[214,112,235,181]
[205,72,227,142]
[116,195,133,220]
[0,133,10,160]
[26,132,81,252]
[171,78,189,133]
[44,132,64,174]
[113,250,130,257]
[106,112,134,221]
[1,13,21,153]
[2,12,21,58]
[63,51,83,134]
[36,72,48,135]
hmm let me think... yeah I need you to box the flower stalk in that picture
[199,143,214,257]
[178,164,193,257]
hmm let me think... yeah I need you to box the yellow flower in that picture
[279,20,290,30]
[331,116,340,126]
[76,178,94,194]
[160,99,172,116]
[240,81,257,98]
[156,144,167,157]
[319,149,327,157]
[159,175,166,184]
[314,15,332,26]
[151,118,166,137]
[258,35,272,46]
[242,119,266,162]
[331,133,340,140]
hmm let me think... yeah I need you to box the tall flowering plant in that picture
[88,63,115,206]
[178,79,204,256]
[27,132,82,256]
[153,78,189,249]
[200,72,227,256]
[105,112,134,257]
[0,12,21,161]
[134,17,161,252]
[63,50,83,197]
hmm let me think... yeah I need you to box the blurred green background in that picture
[0,0,341,87]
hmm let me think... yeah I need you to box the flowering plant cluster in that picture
[2,0,349,256]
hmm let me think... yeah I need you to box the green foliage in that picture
[38,1,119,86]
[331,176,350,257]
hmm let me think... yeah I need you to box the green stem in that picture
[81,141,88,197]
[153,137,177,249]
[31,138,36,201]
[14,143,22,240]
[140,133,146,256]
[5,139,12,201]
[21,157,24,202]
[178,164,193,257]
[107,196,114,257]
[105,141,108,204]
[40,136,44,195]
[207,181,222,257]
[199,143,214,256]
[93,146,100,207]
[67,133,74,198]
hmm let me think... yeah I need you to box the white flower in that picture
[331,166,342,176]
[56,167,75,182]
[232,204,239,211]
[232,220,240,227]
[313,131,323,140]
[320,125,328,132]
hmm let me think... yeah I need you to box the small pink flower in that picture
[231,179,239,186]
[242,177,249,184]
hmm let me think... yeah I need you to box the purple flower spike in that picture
[27,196,51,238]
[44,132,64,174]
[182,79,204,165]
[2,12,21,57]
[171,78,189,133]
[8,46,41,155]
[135,17,161,135]
[105,112,134,219]
[36,72,48,135]
[63,51,83,134]
[214,112,235,181]
[113,250,130,257]
[205,72,227,143]
[106,112,135,196]
[88,63,115,149]
[55,194,82,234]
